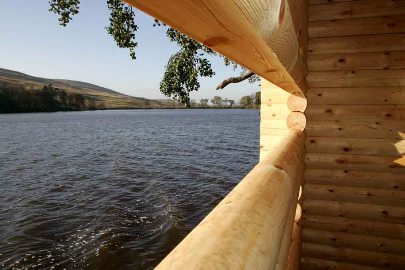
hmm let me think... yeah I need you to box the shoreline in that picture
[0,107,259,114]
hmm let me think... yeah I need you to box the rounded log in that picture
[287,95,307,112]
[287,112,306,131]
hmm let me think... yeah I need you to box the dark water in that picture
[0,109,259,270]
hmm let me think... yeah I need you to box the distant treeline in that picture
[0,84,102,113]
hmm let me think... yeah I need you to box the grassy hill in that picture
[0,68,171,110]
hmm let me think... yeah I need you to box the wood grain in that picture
[125,0,307,95]
[309,0,405,21]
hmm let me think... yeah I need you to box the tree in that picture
[211,96,223,107]
[240,95,252,108]
[58,89,68,109]
[200,99,209,108]
[228,100,235,108]
[41,85,59,111]
[47,1,259,106]
[253,92,261,106]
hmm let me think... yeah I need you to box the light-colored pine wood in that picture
[260,128,291,136]
[261,104,291,120]
[306,105,405,121]
[306,120,405,139]
[306,137,404,156]
[302,214,405,240]
[261,119,290,130]
[288,0,309,60]
[287,112,306,131]
[154,131,304,270]
[304,183,405,207]
[309,0,405,22]
[307,87,405,104]
[309,33,405,54]
[285,219,301,270]
[276,167,303,270]
[309,0,358,4]
[308,52,405,71]
[304,1,405,267]
[302,257,387,270]
[305,169,405,191]
[305,153,405,173]
[307,70,405,87]
[303,228,405,255]
[261,135,288,151]
[287,95,307,112]
[261,80,292,104]
[303,199,405,223]
[125,0,307,95]
[302,242,405,269]
[309,15,405,38]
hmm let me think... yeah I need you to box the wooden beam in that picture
[124,0,307,96]
[153,131,304,270]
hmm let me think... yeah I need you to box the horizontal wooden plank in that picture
[309,33,405,54]
[304,183,405,207]
[305,153,405,173]
[309,15,405,38]
[309,0,405,21]
[307,70,405,87]
[260,128,290,136]
[260,135,285,150]
[302,257,385,270]
[306,105,405,121]
[309,0,356,5]
[305,169,405,191]
[261,119,289,129]
[307,51,405,71]
[303,228,405,255]
[302,242,405,268]
[305,120,405,139]
[261,104,290,120]
[261,79,291,104]
[307,87,405,104]
[303,199,405,223]
[302,214,405,240]
[306,137,404,156]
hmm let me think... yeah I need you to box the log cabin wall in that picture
[302,0,405,269]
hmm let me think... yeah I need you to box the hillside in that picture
[0,68,168,110]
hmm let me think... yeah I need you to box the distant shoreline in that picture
[0,107,259,114]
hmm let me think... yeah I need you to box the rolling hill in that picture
[0,68,171,109]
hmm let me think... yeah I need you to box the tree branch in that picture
[216,71,255,90]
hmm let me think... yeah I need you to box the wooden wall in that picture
[302,0,405,269]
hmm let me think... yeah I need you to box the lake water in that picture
[0,109,259,270]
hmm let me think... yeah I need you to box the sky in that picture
[0,0,259,101]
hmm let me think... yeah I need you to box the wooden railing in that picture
[156,130,305,270]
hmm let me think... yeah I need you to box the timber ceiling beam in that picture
[124,0,307,96]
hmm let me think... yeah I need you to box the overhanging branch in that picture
[216,71,255,90]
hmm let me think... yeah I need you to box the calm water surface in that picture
[0,109,259,269]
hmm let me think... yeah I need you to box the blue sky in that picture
[0,0,258,101]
